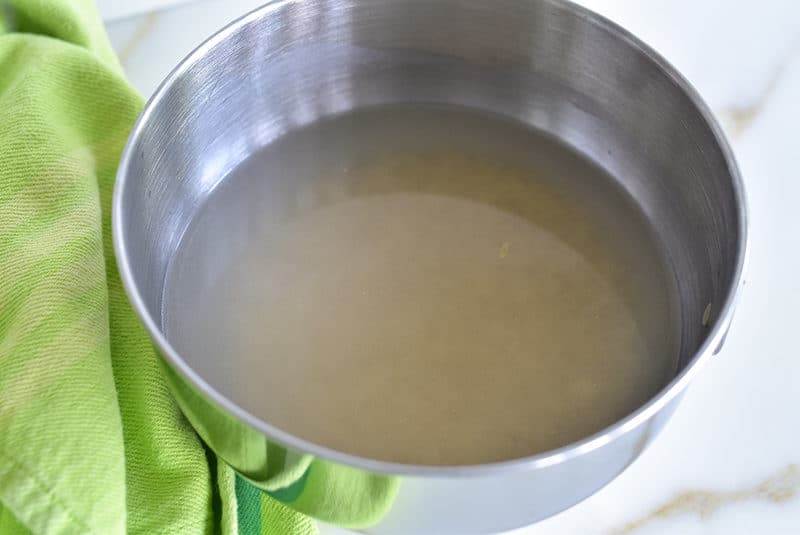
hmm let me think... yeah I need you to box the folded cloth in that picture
[0,1,319,533]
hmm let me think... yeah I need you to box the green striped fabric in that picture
[0,1,316,533]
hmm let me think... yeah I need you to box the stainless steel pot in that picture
[112,1,747,533]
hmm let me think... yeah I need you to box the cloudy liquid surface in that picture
[163,105,679,465]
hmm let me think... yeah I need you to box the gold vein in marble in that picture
[611,464,799,534]
[723,45,800,138]
[118,12,158,66]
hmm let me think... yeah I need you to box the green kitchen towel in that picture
[0,0,321,533]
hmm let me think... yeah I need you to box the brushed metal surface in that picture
[113,1,747,533]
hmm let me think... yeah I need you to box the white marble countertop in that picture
[106,1,800,533]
